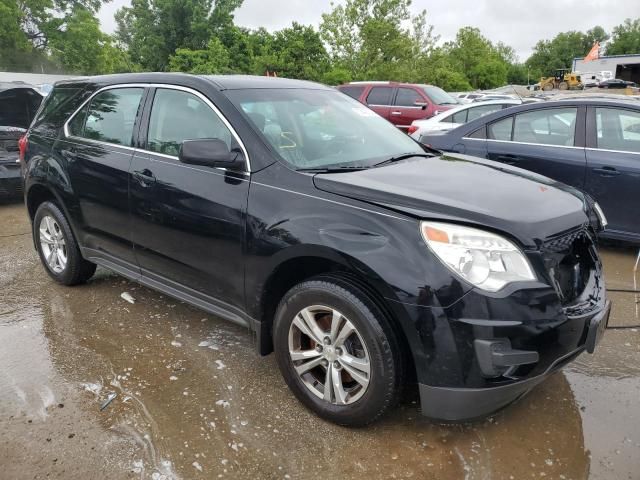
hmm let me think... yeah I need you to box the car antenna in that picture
[509,84,524,102]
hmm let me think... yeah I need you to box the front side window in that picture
[422,86,458,106]
[147,89,232,156]
[366,87,393,105]
[225,88,424,170]
[83,88,144,146]
[394,88,422,107]
[596,107,640,153]
[513,108,577,146]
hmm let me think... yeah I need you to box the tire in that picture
[542,83,553,91]
[273,277,403,426]
[33,201,96,285]
[559,81,569,90]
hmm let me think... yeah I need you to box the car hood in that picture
[313,153,589,247]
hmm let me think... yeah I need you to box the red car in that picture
[337,81,458,131]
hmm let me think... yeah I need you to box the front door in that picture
[584,106,640,238]
[486,107,587,190]
[58,86,145,267]
[129,86,250,311]
[391,87,430,131]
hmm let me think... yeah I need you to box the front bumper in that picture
[0,161,22,197]
[418,300,610,421]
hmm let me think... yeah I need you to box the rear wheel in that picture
[273,278,403,426]
[33,201,96,285]
[559,81,569,90]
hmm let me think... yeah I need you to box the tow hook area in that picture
[474,339,539,378]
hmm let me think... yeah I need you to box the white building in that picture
[573,54,640,83]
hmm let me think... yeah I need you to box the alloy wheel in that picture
[288,305,371,405]
[39,215,68,273]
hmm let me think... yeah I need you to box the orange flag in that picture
[584,42,599,62]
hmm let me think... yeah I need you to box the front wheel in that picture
[33,201,96,285]
[273,278,403,426]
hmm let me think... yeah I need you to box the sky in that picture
[98,0,640,61]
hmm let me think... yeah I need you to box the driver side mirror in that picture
[414,101,428,110]
[179,139,244,170]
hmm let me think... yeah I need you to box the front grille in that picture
[541,227,602,313]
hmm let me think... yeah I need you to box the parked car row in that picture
[337,81,459,131]
[20,73,609,425]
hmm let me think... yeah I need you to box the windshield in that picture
[422,86,458,105]
[225,88,424,170]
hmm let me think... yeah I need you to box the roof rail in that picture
[348,81,391,85]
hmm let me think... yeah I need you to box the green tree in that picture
[115,0,244,71]
[320,0,420,80]
[444,27,508,89]
[48,6,122,74]
[0,0,114,73]
[169,37,230,73]
[606,18,640,55]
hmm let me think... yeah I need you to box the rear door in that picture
[129,86,250,312]
[364,86,394,124]
[584,106,640,237]
[60,86,145,267]
[485,106,587,189]
[391,87,429,131]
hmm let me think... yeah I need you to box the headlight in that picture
[420,221,536,292]
[593,202,608,229]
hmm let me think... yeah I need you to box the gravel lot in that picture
[1,200,639,480]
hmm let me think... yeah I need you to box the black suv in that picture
[21,74,610,425]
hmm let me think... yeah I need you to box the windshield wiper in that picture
[373,151,437,168]
[297,166,368,173]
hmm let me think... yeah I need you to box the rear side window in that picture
[366,87,393,106]
[147,88,232,156]
[596,107,640,153]
[394,88,422,107]
[339,86,365,101]
[82,88,144,146]
[467,104,503,122]
[513,108,577,146]
[488,116,513,141]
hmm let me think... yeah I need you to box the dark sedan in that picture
[598,79,637,89]
[419,98,640,243]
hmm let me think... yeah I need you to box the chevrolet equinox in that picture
[20,74,610,426]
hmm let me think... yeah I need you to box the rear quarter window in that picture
[338,86,365,101]
[31,85,89,138]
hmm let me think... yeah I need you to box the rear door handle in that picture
[495,154,519,165]
[592,166,620,177]
[132,169,156,186]
[390,111,402,116]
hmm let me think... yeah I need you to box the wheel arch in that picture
[254,247,417,383]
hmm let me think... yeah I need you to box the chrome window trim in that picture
[460,138,585,150]
[586,147,640,156]
[63,83,252,173]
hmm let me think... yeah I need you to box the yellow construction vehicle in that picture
[539,69,583,91]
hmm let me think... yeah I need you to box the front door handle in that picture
[592,166,620,177]
[390,111,402,116]
[132,169,156,186]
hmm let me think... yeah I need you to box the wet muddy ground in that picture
[1,200,639,480]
